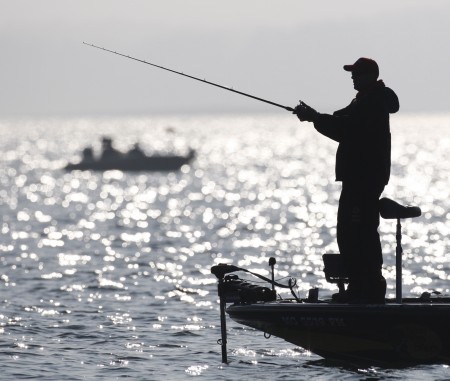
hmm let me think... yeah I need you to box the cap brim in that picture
[343,64,354,71]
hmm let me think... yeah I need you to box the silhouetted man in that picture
[294,58,399,303]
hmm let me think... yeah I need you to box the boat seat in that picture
[322,253,349,292]
[379,197,421,220]
[379,197,421,303]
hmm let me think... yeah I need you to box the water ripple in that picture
[0,114,448,379]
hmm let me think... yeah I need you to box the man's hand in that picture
[293,101,318,122]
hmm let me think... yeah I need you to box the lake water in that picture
[0,113,449,380]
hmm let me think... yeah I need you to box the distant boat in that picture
[64,138,195,172]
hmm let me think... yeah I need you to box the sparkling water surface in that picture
[0,113,449,380]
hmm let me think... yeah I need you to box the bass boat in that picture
[211,198,450,365]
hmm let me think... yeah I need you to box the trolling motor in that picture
[211,258,297,363]
[210,262,275,364]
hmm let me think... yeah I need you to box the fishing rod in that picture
[83,42,294,112]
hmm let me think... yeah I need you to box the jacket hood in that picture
[357,80,400,114]
[381,82,400,114]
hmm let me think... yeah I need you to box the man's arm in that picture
[294,101,351,143]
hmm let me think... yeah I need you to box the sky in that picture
[1,0,450,117]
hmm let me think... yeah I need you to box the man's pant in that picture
[337,181,385,301]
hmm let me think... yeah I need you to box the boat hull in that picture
[227,301,450,364]
[64,154,193,172]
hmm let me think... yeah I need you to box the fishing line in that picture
[83,42,295,112]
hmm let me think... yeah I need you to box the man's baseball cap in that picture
[343,57,379,78]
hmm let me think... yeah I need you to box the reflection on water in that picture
[0,113,449,380]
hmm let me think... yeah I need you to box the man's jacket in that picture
[313,80,399,186]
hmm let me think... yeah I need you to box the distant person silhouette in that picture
[294,58,399,303]
[127,143,146,158]
[81,147,94,162]
[101,137,121,160]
